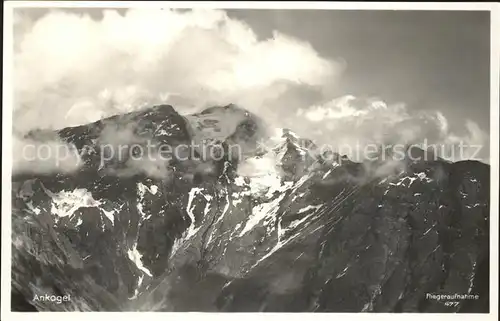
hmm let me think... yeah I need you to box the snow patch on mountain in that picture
[138,182,159,196]
[239,191,287,237]
[186,187,205,239]
[388,171,433,188]
[127,243,152,277]
[101,208,116,225]
[26,201,41,215]
[136,182,159,221]
[41,186,102,222]
[298,204,324,214]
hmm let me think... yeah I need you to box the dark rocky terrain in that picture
[11,104,490,312]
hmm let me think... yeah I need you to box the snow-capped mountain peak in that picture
[12,103,490,312]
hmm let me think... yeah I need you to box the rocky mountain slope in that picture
[11,104,490,312]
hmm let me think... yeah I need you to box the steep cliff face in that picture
[11,104,490,312]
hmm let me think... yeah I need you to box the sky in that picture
[11,7,491,168]
[228,9,491,132]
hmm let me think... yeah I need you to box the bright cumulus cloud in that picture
[289,96,488,162]
[296,95,389,121]
[13,8,338,132]
[12,7,488,169]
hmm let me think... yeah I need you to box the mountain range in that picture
[11,103,490,312]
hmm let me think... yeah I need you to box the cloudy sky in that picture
[12,7,491,163]
[230,10,490,129]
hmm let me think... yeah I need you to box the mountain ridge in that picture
[11,103,490,312]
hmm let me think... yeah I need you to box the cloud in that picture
[297,95,388,121]
[13,8,340,133]
[12,7,489,177]
[104,156,174,180]
[13,136,83,175]
[289,96,488,162]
